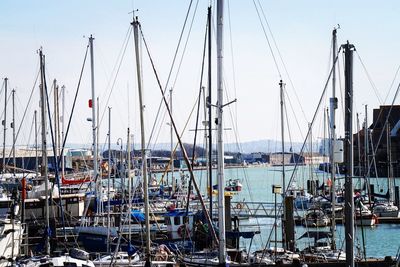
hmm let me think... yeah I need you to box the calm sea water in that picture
[188,165,400,258]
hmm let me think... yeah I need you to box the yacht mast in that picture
[2,78,7,174]
[107,107,111,254]
[39,49,50,255]
[35,110,38,177]
[132,16,151,264]
[207,6,213,222]
[170,88,175,193]
[12,89,16,173]
[61,85,65,179]
[343,41,355,267]
[330,27,338,250]
[53,80,59,168]
[387,123,394,202]
[89,36,100,215]
[127,128,132,244]
[364,105,369,177]
[216,0,227,264]
[279,80,288,250]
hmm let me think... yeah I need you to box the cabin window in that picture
[165,217,171,225]
[174,216,180,225]
[63,263,77,267]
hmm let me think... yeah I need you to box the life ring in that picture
[236,203,243,209]
[167,203,176,211]
[177,224,191,238]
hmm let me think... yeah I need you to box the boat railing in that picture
[230,201,283,218]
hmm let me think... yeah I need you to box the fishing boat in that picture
[290,188,313,210]
[217,178,243,192]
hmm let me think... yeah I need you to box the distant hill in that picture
[140,139,306,154]
[224,139,305,153]
[65,139,307,154]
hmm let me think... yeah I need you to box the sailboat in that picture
[179,1,257,266]
[372,123,399,218]
[17,47,95,267]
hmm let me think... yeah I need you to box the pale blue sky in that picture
[1,1,400,151]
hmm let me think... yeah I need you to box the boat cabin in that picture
[163,210,194,240]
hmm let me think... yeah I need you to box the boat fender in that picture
[373,214,379,224]
[177,224,191,238]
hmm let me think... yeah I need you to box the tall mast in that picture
[39,49,50,255]
[12,89,16,173]
[107,107,111,254]
[364,105,369,177]
[170,88,175,193]
[356,113,362,188]
[207,5,213,222]
[35,110,38,177]
[330,27,338,250]
[343,41,355,267]
[279,79,287,249]
[89,36,100,215]
[127,128,132,244]
[2,78,8,174]
[61,85,65,179]
[309,122,313,190]
[387,123,394,202]
[216,0,227,264]
[53,80,59,167]
[132,16,151,264]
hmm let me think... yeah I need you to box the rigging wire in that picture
[99,25,133,127]
[367,81,400,176]
[355,51,383,105]
[171,0,200,90]
[158,88,205,185]
[0,93,12,124]
[255,0,308,121]
[146,0,198,148]
[5,69,40,161]
[285,48,342,201]
[21,112,36,169]
[227,0,238,111]
[42,55,67,239]
[0,79,4,97]
[252,0,281,78]
[384,63,400,105]
[185,19,208,214]
[138,20,219,244]
[150,106,168,152]
[57,43,90,171]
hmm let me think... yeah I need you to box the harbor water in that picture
[186,164,400,258]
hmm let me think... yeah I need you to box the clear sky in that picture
[1,1,400,151]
